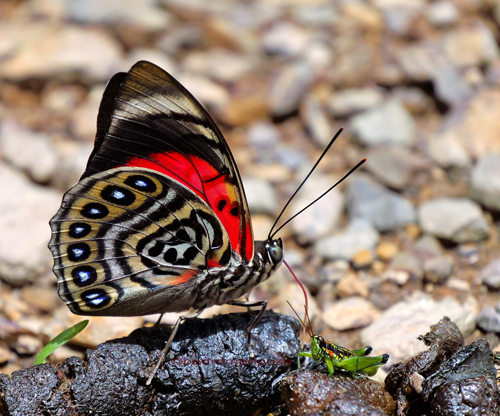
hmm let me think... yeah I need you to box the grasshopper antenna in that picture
[287,301,313,338]
[304,303,314,335]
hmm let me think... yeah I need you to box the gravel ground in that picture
[0,0,500,392]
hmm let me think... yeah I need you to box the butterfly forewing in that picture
[84,61,253,261]
[49,167,232,316]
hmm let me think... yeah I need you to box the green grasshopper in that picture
[288,301,389,377]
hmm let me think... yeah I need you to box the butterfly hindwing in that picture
[84,61,254,262]
[49,167,232,315]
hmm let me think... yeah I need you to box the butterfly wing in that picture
[84,61,254,261]
[49,61,254,316]
[50,167,232,315]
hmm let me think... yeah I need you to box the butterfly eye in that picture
[267,238,283,266]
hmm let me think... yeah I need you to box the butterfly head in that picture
[265,238,283,270]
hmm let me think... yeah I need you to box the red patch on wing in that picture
[125,152,253,262]
[167,270,197,285]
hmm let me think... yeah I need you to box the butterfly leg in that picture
[146,309,204,386]
[228,300,267,357]
[154,313,165,327]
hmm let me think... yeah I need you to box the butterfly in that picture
[49,61,288,382]
[49,60,363,384]
[49,60,284,318]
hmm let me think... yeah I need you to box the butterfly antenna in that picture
[287,301,313,337]
[268,128,344,240]
[270,157,366,239]
[284,259,308,313]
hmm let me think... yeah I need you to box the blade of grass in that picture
[33,320,89,365]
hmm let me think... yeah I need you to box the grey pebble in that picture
[0,23,123,82]
[423,255,453,284]
[261,21,311,58]
[242,177,278,216]
[66,0,172,30]
[479,259,500,290]
[392,87,432,115]
[425,0,459,27]
[427,136,471,168]
[182,50,255,84]
[0,120,58,184]
[443,24,499,68]
[302,97,332,148]
[268,61,312,118]
[0,163,62,285]
[397,41,448,82]
[247,122,281,163]
[346,173,417,232]
[290,176,344,244]
[322,297,380,331]
[476,306,500,333]
[328,87,384,118]
[313,218,379,261]
[351,98,416,147]
[413,235,443,260]
[389,251,424,281]
[418,197,490,243]
[361,293,478,365]
[364,145,431,190]
[377,2,424,36]
[471,154,500,211]
[433,66,474,107]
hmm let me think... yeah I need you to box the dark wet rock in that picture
[385,317,498,416]
[281,369,395,416]
[385,317,464,415]
[346,173,416,232]
[0,311,300,416]
[423,340,499,415]
[0,364,67,416]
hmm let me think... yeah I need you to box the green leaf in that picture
[33,320,89,365]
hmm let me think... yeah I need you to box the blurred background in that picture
[1,0,500,377]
